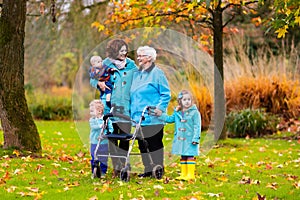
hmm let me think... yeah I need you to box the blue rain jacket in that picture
[89,117,113,144]
[130,64,171,126]
[162,105,201,156]
[90,57,138,119]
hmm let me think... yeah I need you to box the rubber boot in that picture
[175,159,187,180]
[185,158,196,180]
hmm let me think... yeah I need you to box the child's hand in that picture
[97,81,110,91]
[175,106,181,111]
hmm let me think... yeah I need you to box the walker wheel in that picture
[120,167,130,182]
[152,165,163,179]
[92,166,101,178]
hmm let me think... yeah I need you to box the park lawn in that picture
[0,121,299,200]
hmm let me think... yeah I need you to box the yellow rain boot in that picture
[185,158,196,180]
[176,159,187,180]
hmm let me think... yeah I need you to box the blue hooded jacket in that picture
[130,63,171,125]
[161,105,201,156]
[90,57,138,119]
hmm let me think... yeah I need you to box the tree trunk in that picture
[0,0,41,152]
[212,5,226,140]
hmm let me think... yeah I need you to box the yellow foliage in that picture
[275,25,288,38]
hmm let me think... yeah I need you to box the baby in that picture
[89,55,114,108]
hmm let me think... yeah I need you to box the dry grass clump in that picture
[225,75,300,119]
[190,83,212,130]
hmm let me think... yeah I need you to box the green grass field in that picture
[0,121,299,199]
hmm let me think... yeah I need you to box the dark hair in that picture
[106,39,128,59]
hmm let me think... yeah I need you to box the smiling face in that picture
[137,51,152,69]
[116,45,128,61]
[181,93,192,110]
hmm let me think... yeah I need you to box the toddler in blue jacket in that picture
[89,99,113,178]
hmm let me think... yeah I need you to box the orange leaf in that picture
[51,170,59,176]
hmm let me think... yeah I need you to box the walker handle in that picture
[147,106,157,110]
[103,113,131,121]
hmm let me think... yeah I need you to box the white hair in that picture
[137,46,157,62]
[90,55,102,66]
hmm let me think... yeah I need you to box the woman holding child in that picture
[90,39,137,177]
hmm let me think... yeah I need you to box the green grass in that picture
[0,121,299,199]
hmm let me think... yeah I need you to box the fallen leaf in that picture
[50,170,59,176]
[26,187,39,193]
[256,192,266,200]
[13,150,20,157]
[89,196,98,200]
[266,182,278,190]
[293,181,300,189]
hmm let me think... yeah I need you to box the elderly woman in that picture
[130,46,171,178]
[90,39,137,177]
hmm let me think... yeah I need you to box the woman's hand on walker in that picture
[97,81,110,91]
[154,108,162,116]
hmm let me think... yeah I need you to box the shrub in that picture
[226,109,279,138]
[225,76,300,119]
[26,87,73,120]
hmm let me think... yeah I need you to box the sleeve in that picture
[160,112,175,123]
[90,78,99,89]
[192,111,201,143]
[89,119,100,130]
[156,72,171,112]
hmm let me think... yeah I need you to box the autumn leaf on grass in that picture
[265,163,273,170]
[76,150,86,158]
[206,193,222,197]
[5,186,17,193]
[101,183,112,193]
[284,174,298,181]
[293,181,300,189]
[13,168,23,175]
[217,176,228,182]
[2,170,10,181]
[26,187,39,193]
[89,196,98,200]
[50,169,59,176]
[266,182,278,190]
[13,149,20,157]
[238,176,260,185]
[153,185,164,190]
[36,164,44,172]
[163,177,170,184]
[256,193,266,200]
[1,161,10,169]
[51,163,61,168]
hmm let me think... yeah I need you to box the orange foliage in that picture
[225,76,300,118]
[189,83,212,130]
[50,86,72,97]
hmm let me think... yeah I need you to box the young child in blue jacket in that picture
[89,99,113,178]
[161,90,201,180]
